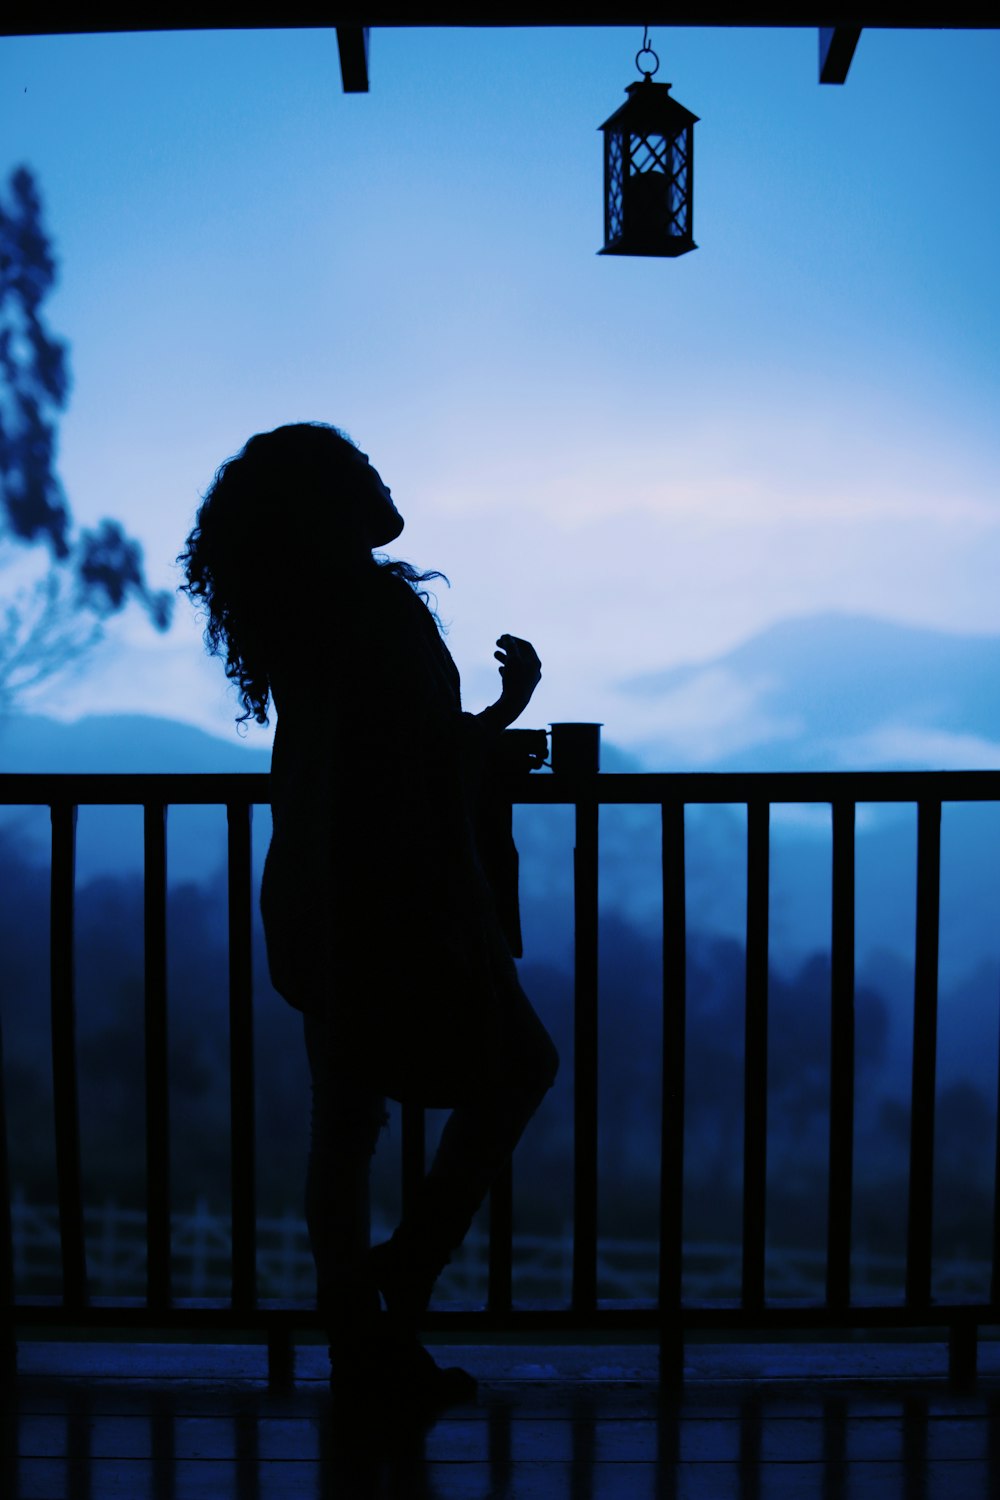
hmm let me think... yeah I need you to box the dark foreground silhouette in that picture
[180,422,559,1410]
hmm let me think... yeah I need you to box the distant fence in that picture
[9,1194,993,1307]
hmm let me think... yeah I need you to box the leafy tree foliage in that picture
[0,165,172,710]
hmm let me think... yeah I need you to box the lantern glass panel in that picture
[629,129,690,240]
[606,130,625,243]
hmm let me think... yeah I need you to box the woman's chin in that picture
[375,514,405,546]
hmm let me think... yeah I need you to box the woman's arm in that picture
[473,634,542,735]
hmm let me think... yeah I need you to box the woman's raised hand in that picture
[494,634,542,724]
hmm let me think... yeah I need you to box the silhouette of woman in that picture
[180,422,559,1409]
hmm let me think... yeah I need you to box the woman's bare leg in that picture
[302,1005,388,1334]
[371,977,559,1322]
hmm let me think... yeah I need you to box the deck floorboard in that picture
[5,1339,1000,1499]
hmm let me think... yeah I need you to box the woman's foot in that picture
[329,1327,477,1413]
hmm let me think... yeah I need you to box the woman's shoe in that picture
[329,1326,477,1413]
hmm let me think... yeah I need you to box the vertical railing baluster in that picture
[0,1001,15,1377]
[659,799,686,1381]
[827,799,856,1309]
[992,974,1000,1308]
[50,803,87,1309]
[907,798,941,1306]
[144,801,171,1310]
[742,800,769,1311]
[227,801,256,1313]
[573,794,599,1315]
[487,1159,513,1316]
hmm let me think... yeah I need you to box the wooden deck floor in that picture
[4,1336,1000,1498]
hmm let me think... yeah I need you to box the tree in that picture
[0,164,171,713]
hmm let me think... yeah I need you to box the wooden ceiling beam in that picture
[2,9,993,36]
[819,24,862,82]
[336,24,369,89]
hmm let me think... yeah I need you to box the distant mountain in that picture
[0,714,271,886]
[618,612,1000,771]
[0,712,271,775]
[603,614,1000,1025]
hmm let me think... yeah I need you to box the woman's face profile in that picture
[345,444,405,549]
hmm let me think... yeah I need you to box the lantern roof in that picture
[599,77,700,135]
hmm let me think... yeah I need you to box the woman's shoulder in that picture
[366,562,446,638]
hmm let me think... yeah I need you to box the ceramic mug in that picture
[548,722,602,775]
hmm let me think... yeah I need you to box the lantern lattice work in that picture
[599,77,698,258]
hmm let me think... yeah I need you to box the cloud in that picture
[832,725,1000,771]
[423,377,1000,533]
[606,665,802,766]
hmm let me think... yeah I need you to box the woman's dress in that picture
[260,565,515,1105]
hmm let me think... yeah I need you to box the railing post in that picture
[948,1321,977,1387]
[573,793,599,1316]
[144,801,171,1311]
[227,801,256,1315]
[993,962,1000,1309]
[827,799,856,1309]
[0,999,15,1381]
[267,1323,295,1389]
[659,799,686,1385]
[488,1159,513,1317]
[50,803,88,1310]
[742,800,769,1311]
[907,799,941,1308]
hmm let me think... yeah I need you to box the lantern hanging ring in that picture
[635,25,660,78]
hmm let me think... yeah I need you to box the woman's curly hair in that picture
[178,422,447,728]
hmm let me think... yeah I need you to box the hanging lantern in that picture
[599,32,698,258]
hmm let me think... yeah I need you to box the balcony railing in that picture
[2,768,999,1386]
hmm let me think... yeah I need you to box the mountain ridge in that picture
[2,612,998,779]
[616,610,1000,771]
[0,712,272,775]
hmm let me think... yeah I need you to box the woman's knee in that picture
[513,1019,559,1103]
[536,1029,560,1093]
[505,983,559,1094]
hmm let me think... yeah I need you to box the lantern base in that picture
[599,238,697,258]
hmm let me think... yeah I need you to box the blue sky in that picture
[1,25,998,754]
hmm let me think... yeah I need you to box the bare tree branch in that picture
[0,164,173,716]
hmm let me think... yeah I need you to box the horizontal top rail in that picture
[1,769,1000,806]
